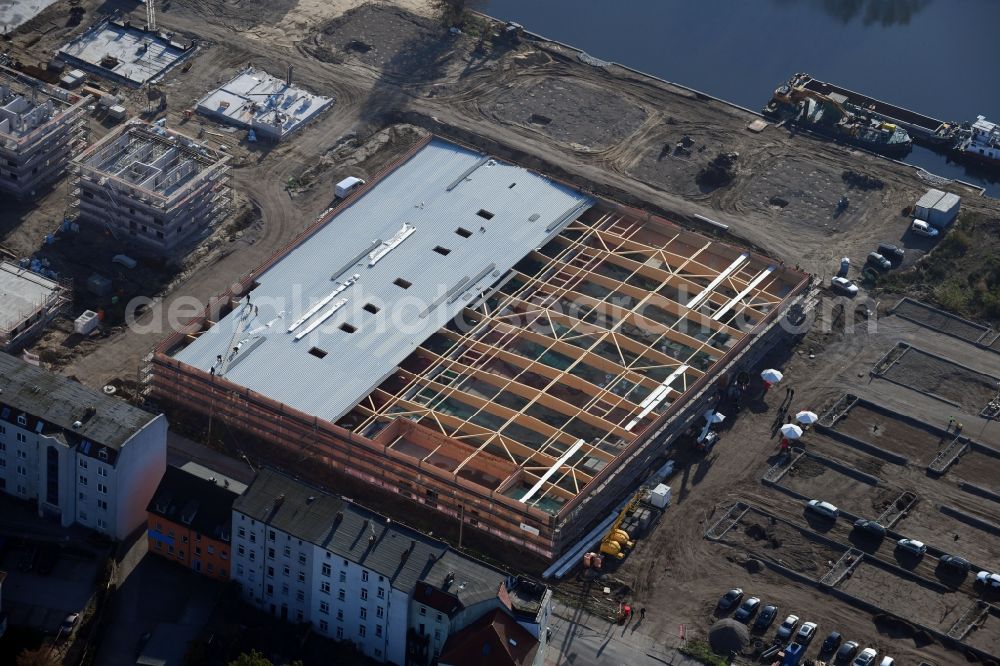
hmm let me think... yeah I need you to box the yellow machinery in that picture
[599,493,641,559]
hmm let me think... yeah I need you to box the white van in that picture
[911,219,939,238]
[335,176,366,199]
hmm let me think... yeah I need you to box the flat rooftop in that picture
[59,19,192,86]
[196,66,334,138]
[76,121,226,200]
[0,66,79,144]
[0,260,61,333]
[172,138,592,419]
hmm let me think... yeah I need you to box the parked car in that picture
[866,252,892,271]
[754,604,778,632]
[853,647,878,666]
[795,621,818,645]
[977,571,1000,588]
[733,596,761,623]
[853,519,886,538]
[717,587,744,611]
[940,554,971,574]
[911,219,939,237]
[776,614,800,641]
[830,276,859,297]
[61,613,80,633]
[897,538,927,556]
[806,500,840,520]
[835,640,860,665]
[877,243,905,264]
[879,657,895,666]
[821,631,843,654]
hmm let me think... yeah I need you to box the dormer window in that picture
[17,414,27,426]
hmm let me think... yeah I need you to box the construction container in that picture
[108,105,128,122]
[335,176,365,199]
[914,189,960,228]
[74,310,99,335]
[650,483,672,509]
[87,273,112,296]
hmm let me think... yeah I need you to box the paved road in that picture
[545,602,701,666]
[167,430,257,485]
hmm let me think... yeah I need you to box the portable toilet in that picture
[650,484,672,509]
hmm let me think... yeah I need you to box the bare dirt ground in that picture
[3,2,1000,664]
[833,403,953,466]
[893,298,991,344]
[882,347,1000,414]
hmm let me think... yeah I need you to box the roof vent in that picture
[73,420,83,429]
[307,496,316,504]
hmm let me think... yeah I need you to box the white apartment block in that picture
[0,353,167,539]
[231,469,550,666]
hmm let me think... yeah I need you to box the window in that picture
[298,553,307,565]
[319,601,329,615]
[97,499,108,510]
[361,589,368,601]
[249,533,256,543]
[377,587,384,599]
[297,571,305,583]
[283,545,291,557]
[249,551,256,562]
[339,571,346,583]
[221,551,228,560]
[16,448,26,457]
[78,492,86,501]
[281,583,289,595]
[79,475,88,486]
[432,246,451,256]
[420,607,426,616]
[434,629,441,640]
[238,545,245,556]
[97,466,107,477]
[376,624,382,638]
[322,563,331,577]
[267,566,275,578]
[338,589,345,601]
[436,613,442,622]
[208,563,215,574]
[455,227,473,238]
[266,584,273,595]
[296,589,304,602]
[336,627,343,640]
[320,620,329,633]
[237,564,244,576]
[17,464,26,476]
[336,609,344,621]
[393,278,412,290]
[360,607,368,621]
[98,519,107,529]
[16,433,26,443]
[361,571,369,583]
[296,609,303,622]
[359,625,366,638]
[476,209,495,220]
[268,547,275,559]
[320,581,330,594]
[208,545,215,555]
[376,606,384,619]
[283,565,290,577]
[268,530,275,542]
[98,483,108,494]
[362,303,380,314]
[238,527,246,539]
[339,323,356,333]
[79,510,88,520]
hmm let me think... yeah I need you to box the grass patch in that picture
[680,639,731,666]
[879,212,1000,325]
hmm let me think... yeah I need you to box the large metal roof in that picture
[173,138,593,421]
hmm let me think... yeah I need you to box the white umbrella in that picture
[796,411,819,425]
[704,410,726,424]
[761,369,783,383]
[780,423,804,439]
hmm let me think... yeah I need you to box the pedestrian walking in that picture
[640,607,646,620]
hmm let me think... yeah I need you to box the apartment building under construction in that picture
[70,120,231,255]
[0,65,88,198]
[150,136,810,560]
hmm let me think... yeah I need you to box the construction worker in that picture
[948,416,956,432]
[780,438,790,454]
[640,607,646,620]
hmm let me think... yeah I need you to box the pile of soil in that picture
[708,618,750,654]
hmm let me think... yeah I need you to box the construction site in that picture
[70,120,231,255]
[0,64,88,198]
[0,1,998,664]
[0,259,69,351]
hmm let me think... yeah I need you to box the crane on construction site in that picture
[599,493,642,559]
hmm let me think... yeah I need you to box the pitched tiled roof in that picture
[438,608,539,666]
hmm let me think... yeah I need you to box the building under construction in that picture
[0,260,69,352]
[70,120,231,255]
[150,136,809,560]
[0,66,88,198]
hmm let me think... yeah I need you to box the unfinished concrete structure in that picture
[59,18,194,87]
[0,260,69,352]
[70,120,231,255]
[196,66,334,141]
[150,136,809,560]
[0,66,88,198]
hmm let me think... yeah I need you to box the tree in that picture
[228,651,273,666]
[16,648,60,666]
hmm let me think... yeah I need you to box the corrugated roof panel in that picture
[173,138,593,421]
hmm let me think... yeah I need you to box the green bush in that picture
[679,640,730,666]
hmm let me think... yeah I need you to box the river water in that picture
[479,0,1000,196]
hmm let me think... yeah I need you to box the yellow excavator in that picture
[599,494,641,559]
